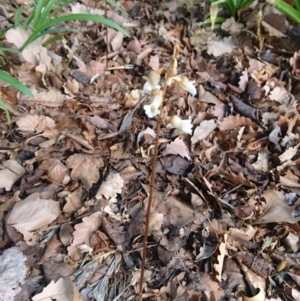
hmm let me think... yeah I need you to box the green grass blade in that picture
[106,0,127,16]
[25,27,78,48]
[268,0,300,24]
[42,34,64,47]
[294,0,300,12]
[33,26,78,42]
[39,0,60,24]
[20,14,129,50]
[49,0,76,18]
[0,47,19,53]
[0,99,10,124]
[205,16,226,24]
[223,0,236,16]
[14,6,22,27]
[0,71,34,97]
[23,10,35,30]
[236,0,255,10]
[33,0,46,29]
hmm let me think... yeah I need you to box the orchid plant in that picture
[142,46,196,134]
[138,44,196,300]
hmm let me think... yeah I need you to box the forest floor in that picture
[1,0,300,300]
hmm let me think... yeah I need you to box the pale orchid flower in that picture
[143,89,164,118]
[167,75,197,96]
[143,71,161,94]
[166,115,193,135]
[177,76,197,96]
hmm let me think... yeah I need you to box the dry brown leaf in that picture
[16,115,55,132]
[32,277,80,301]
[39,158,69,183]
[66,154,104,189]
[103,196,129,222]
[241,263,266,301]
[252,153,269,172]
[7,193,60,245]
[63,188,84,214]
[191,120,216,145]
[137,127,156,146]
[198,85,222,105]
[218,115,253,131]
[162,137,191,160]
[96,172,124,200]
[127,38,141,54]
[279,143,300,163]
[0,160,25,191]
[269,86,288,102]
[229,225,256,241]
[248,58,265,74]
[5,26,51,68]
[207,37,235,57]
[111,31,124,51]
[19,88,66,107]
[67,211,102,260]
[149,55,160,71]
[214,234,228,282]
[254,190,300,224]
[148,212,164,234]
[221,17,244,33]
[89,116,108,129]
[262,21,286,38]
[239,70,249,92]
[280,176,300,188]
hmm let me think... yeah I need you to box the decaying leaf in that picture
[32,277,80,301]
[254,190,300,224]
[214,234,228,282]
[5,26,51,68]
[39,158,69,183]
[218,115,253,131]
[229,225,257,241]
[191,120,216,145]
[67,211,102,260]
[252,153,269,172]
[16,115,55,132]
[96,172,124,200]
[66,154,104,189]
[207,37,235,57]
[0,160,26,191]
[7,193,61,245]
[162,137,191,160]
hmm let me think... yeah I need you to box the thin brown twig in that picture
[138,83,167,301]
[105,0,108,69]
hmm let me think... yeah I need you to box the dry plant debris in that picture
[1,0,300,300]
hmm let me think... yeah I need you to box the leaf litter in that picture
[1,0,300,300]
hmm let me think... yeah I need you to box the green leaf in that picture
[20,14,129,50]
[0,70,34,97]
